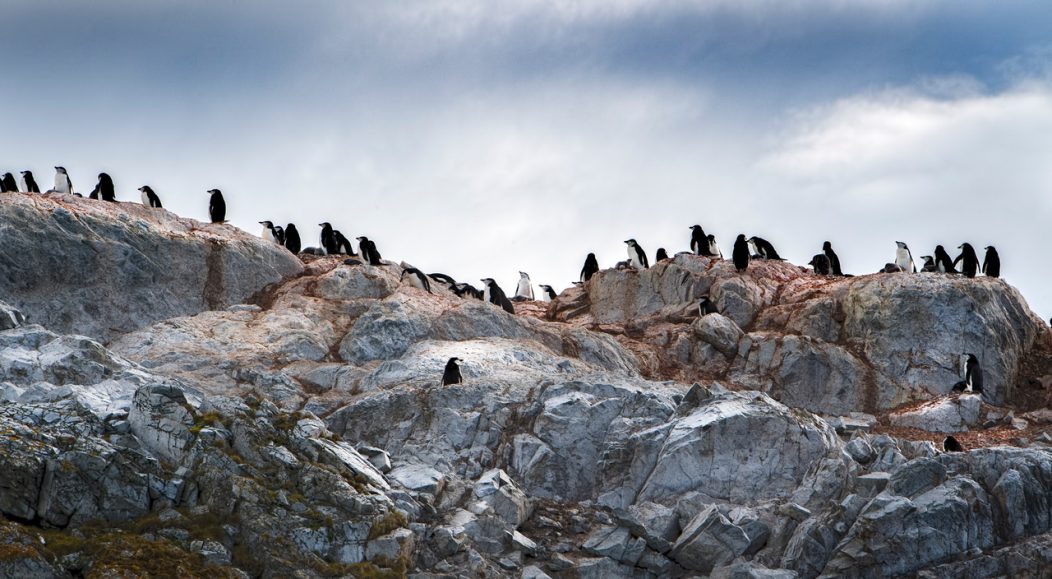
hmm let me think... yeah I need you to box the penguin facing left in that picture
[920,256,938,272]
[442,357,463,386]
[0,173,16,192]
[748,236,783,260]
[259,221,280,244]
[401,267,432,293]
[513,272,534,301]
[707,234,723,259]
[333,231,356,255]
[481,278,515,314]
[283,224,301,254]
[21,171,40,193]
[92,173,116,202]
[954,243,980,278]
[208,189,226,223]
[538,284,557,302]
[356,237,382,265]
[982,246,1000,278]
[138,186,162,208]
[732,234,750,273]
[624,239,649,270]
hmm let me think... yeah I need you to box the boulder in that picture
[669,504,751,573]
[888,395,982,433]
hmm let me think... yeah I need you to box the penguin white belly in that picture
[627,247,641,269]
[539,293,551,303]
[483,286,492,303]
[141,191,151,206]
[408,274,425,290]
[55,176,69,194]
[515,279,533,300]
[895,249,913,271]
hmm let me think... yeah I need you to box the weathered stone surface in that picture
[0,194,302,342]
[670,504,751,573]
[693,313,744,357]
[888,394,982,433]
[128,383,195,463]
[472,469,532,529]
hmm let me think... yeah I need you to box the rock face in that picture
[0,193,302,342]
[1,198,1051,579]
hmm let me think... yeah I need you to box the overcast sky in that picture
[3,0,1051,319]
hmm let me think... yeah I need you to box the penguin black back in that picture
[822,241,843,276]
[655,248,670,262]
[934,245,957,274]
[139,185,162,208]
[982,246,1000,278]
[319,223,337,254]
[965,353,983,393]
[954,243,980,278]
[732,234,750,272]
[401,267,432,293]
[208,189,226,223]
[748,236,783,260]
[539,284,557,300]
[0,173,16,193]
[21,171,39,193]
[274,226,285,246]
[809,254,831,275]
[689,225,708,256]
[357,237,382,265]
[333,230,356,255]
[943,435,963,453]
[429,273,457,285]
[580,253,599,282]
[482,278,515,314]
[284,224,301,254]
[442,357,463,386]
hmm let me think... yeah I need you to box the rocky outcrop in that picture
[0,193,302,342]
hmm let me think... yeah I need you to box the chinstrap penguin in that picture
[0,173,16,192]
[401,267,432,293]
[894,241,916,273]
[580,253,599,282]
[698,296,718,316]
[21,171,40,193]
[513,272,534,301]
[538,284,557,302]
[92,173,115,202]
[481,278,515,313]
[982,246,1000,278]
[208,189,226,223]
[283,224,301,254]
[809,254,831,275]
[822,241,843,276]
[442,357,463,386]
[934,245,957,274]
[951,354,983,394]
[138,186,162,208]
[943,436,964,453]
[319,223,337,254]
[259,221,280,244]
[356,236,382,265]
[954,243,980,278]
[624,239,649,270]
[53,167,73,195]
[689,225,710,256]
[732,234,750,272]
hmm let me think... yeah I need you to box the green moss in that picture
[367,511,407,541]
[190,411,226,434]
[271,411,305,432]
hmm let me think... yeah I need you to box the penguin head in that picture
[540,284,553,291]
[935,245,945,252]
[690,225,702,232]
[519,271,529,279]
[259,220,273,228]
[707,234,716,241]
[21,170,31,176]
[984,245,996,252]
[98,172,110,181]
[319,222,331,228]
[735,234,746,242]
[207,189,221,195]
[921,255,934,264]
[137,186,149,193]
[895,241,908,250]
[274,226,283,234]
[481,278,495,286]
[624,239,637,246]
[55,166,66,173]
[959,242,974,252]
[823,241,832,250]
[286,223,297,231]
[966,353,979,364]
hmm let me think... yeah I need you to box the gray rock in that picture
[582,526,646,565]
[692,313,744,357]
[615,501,680,554]
[0,194,302,342]
[128,383,195,463]
[889,394,982,433]
[389,464,446,495]
[473,469,532,529]
[670,504,751,573]
[365,527,415,563]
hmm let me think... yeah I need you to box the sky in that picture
[2,0,1051,319]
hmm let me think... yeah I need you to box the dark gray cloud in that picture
[2,0,1050,318]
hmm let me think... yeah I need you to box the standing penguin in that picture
[333,230,356,255]
[689,225,709,256]
[283,224,301,254]
[273,226,285,245]
[481,278,515,313]
[208,189,226,223]
[260,221,280,244]
[0,173,17,192]
[655,248,670,262]
[951,353,984,394]
[92,173,116,202]
[356,236,383,265]
[982,246,1000,278]
[707,234,723,259]
[513,272,534,301]
[894,241,916,273]
[319,223,337,254]
[624,239,649,270]
[538,284,557,302]
[21,171,40,193]
[53,167,73,195]
[732,234,750,273]
[580,253,599,282]
[138,186,162,208]
[934,245,957,274]
[822,241,843,276]
[748,236,784,260]
[442,357,463,386]
[401,267,432,293]
[954,243,981,278]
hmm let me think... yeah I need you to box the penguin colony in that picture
[0,167,1014,400]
